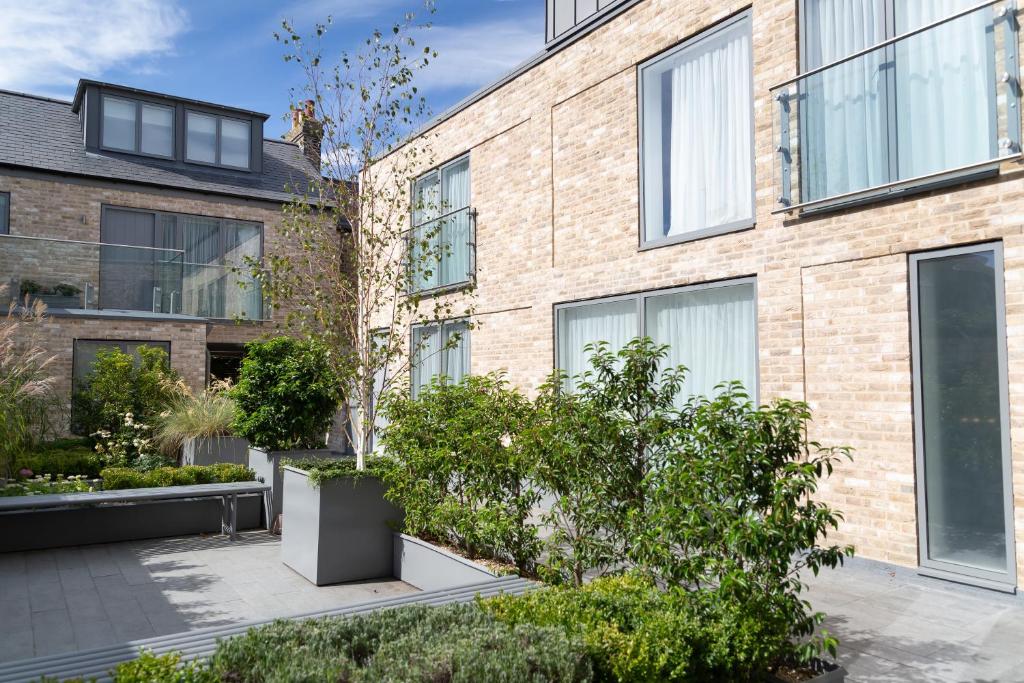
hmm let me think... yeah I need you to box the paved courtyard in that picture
[807,558,1024,682]
[0,531,417,663]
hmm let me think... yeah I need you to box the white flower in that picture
[500,434,513,448]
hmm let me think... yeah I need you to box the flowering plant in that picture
[92,412,171,470]
[1,473,96,497]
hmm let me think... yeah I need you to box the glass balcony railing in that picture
[772,0,1021,213]
[0,234,266,320]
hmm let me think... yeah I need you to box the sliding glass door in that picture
[910,243,1015,588]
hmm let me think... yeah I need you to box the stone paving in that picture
[806,558,1024,682]
[0,531,417,663]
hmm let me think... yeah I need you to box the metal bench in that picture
[0,576,538,683]
[0,481,271,540]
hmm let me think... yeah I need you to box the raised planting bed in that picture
[393,533,501,591]
[248,447,338,522]
[182,437,249,467]
[772,659,847,682]
[281,463,403,585]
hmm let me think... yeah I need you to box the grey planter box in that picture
[0,495,262,552]
[771,660,846,683]
[281,466,403,586]
[182,436,249,466]
[393,533,498,591]
[248,447,336,521]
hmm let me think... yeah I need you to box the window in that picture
[411,320,470,398]
[639,13,753,246]
[187,112,251,169]
[411,156,472,292]
[0,192,8,235]
[71,339,171,434]
[101,96,173,157]
[555,279,757,401]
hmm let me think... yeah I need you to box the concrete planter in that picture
[248,447,336,521]
[393,533,498,591]
[182,436,249,466]
[281,466,403,586]
[771,660,846,683]
[0,494,262,552]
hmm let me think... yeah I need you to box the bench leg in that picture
[229,494,238,541]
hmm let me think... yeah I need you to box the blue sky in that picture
[0,0,544,139]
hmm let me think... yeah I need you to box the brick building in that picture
[382,0,1024,592]
[0,80,321,424]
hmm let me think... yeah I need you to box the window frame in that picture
[409,318,471,399]
[552,276,759,402]
[99,95,175,160]
[0,191,9,235]
[408,153,475,296]
[637,10,756,250]
[185,109,252,171]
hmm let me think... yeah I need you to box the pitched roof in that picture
[0,90,316,203]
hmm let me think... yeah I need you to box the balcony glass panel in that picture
[0,234,265,320]
[772,0,1018,211]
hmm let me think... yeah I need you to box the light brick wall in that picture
[374,0,1024,583]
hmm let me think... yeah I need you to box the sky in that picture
[0,0,545,139]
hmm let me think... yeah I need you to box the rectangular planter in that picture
[771,660,847,683]
[281,466,403,586]
[0,494,262,552]
[182,436,249,466]
[393,533,498,591]
[248,447,336,522]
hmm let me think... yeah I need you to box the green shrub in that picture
[283,456,384,486]
[100,464,254,490]
[71,345,180,437]
[111,650,212,682]
[209,603,591,682]
[230,337,343,450]
[14,439,102,478]
[379,373,542,574]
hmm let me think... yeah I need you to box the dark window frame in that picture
[99,94,175,161]
[0,191,9,235]
[409,318,471,399]
[408,153,475,297]
[185,109,253,171]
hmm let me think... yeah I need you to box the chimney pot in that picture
[286,99,323,172]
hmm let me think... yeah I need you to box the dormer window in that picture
[546,0,628,43]
[186,112,251,169]
[101,96,173,158]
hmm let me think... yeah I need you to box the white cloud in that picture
[0,0,188,97]
[279,0,409,26]
[415,19,543,93]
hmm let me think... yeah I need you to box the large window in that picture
[101,96,173,158]
[411,155,472,292]
[72,340,171,434]
[186,112,251,169]
[556,280,757,400]
[410,319,470,398]
[640,13,753,246]
[0,192,8,235]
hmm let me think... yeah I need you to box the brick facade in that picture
[376,0,1024,585]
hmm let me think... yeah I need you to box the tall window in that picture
[0,192,8,235]
[411,156,472,291]
[556,280,757,401]
[800,0,995,202]
[102,96,174,158]
[411,320,470,398]
[640,13,753,246]
[186,112,251,169]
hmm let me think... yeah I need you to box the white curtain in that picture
[223,221,262,319]
[557,299,638,392]
[646,283,756,403]
[666,19,752,237]
[894,0,993,179]
[442,321,470,383]
[802,0,888,201]
[441,159,471,286]
[412,173,440,291]
[411,325,442,398]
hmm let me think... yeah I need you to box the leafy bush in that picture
[72,345,180,437]
[14,439,102,478]
[208,603,591,682]
[155,380,237,456]
[379,373,542,574]
[283,456,383,486]
[100,463,254,490]
[230,337,343,450]
[111,650,212,682]
[92,411,168,469]
[0,474,96,497]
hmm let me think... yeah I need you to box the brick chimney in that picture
[285,100,323,171]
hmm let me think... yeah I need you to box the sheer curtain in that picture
[557,299,639,392]
[802,0,888,201]
[412,173,440,291]
[441,159,471,286]
[646,283,757,402]
[411,325,441,398]
[442,321,470,383]
[895,0,994,179]
[182,215,223,318]
[223,221,263,320]
[666,19,752,237]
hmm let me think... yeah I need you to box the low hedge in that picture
[282,457,385,486]
[100,464,254,490]
[14,439,103,479]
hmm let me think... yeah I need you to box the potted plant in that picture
[38,283,83,309]
[155,379,247,466]
[230,337,345,523]
[281,458,402,585]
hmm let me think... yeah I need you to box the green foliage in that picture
[155,380,236,455]
[379,373,542,573]
[230,337,343,450]
[283,456,384,486]
[111,650,213,683]
[100,464,254,490]
[1,474,96,497]
[527,339,688,585]
[14,439,102,478]
[71,346,179,437]
[209,603,590,683]
[92,412,167,470]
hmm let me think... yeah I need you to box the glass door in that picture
[910,243,1015,589]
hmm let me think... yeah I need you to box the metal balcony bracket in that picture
[775,91,793,209]
[999,2,1022,153]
